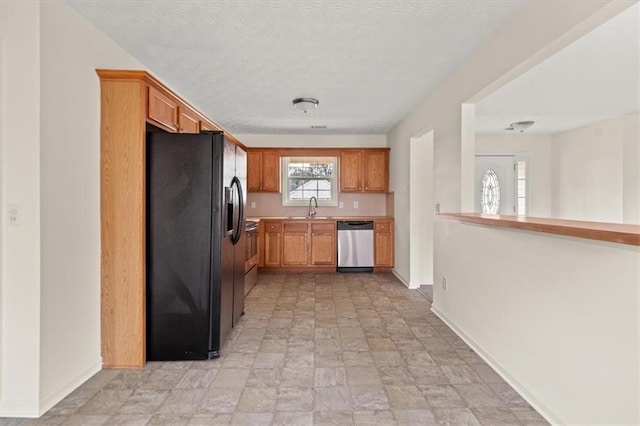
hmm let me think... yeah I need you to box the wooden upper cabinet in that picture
[178,107,200,134]
[148,86,179,132]
[148,86,210,134]
[364,150,388,192]
[200,121,219,132]
[340,149,389,193]
[247,151,262,192]
[262,151,280,192]
[247,150,280,192]
[340,151,363,192]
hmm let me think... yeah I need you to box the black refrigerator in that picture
[146,131,246,360]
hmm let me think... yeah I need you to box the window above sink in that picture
[281,156,338,207]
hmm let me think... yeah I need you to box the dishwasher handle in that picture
[337,221,374,230]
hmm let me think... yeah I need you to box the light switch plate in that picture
[8,203,21,226]
[250,201,256,208]
[339,201,344,209]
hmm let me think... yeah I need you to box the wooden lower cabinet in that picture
[374,220,394,268]
[259,219,391,271]
[310,223,337,266]
[260,220,337,270]
[263,221,282,267]
[282,222,309,266]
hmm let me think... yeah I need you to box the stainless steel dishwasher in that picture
[337,221,374,272]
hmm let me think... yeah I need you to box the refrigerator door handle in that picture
[231,176,244,245]
[224,186,234,237]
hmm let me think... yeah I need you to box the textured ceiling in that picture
[476,2,639,135]
[65,0,525,135]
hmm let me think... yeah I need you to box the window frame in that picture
[281,156,339,207]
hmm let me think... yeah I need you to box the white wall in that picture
[387,0,637,423]
[476,134,552,218]
[38,0,142,414]
[408,131,433,288]
[623,114,640,224]
[388,0,627,282]
[235,133,386,148]
[0,0,42,416]
[433,218,639,424]
[551,114,639,224]
[1,0,142,417]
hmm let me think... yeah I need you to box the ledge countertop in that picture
[440,213,640,247]
[246,216,394,221]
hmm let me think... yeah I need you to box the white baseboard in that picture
[0,397,40,418]
[38,359,102,416]
[391,270,409,288]
[430,304,559,425]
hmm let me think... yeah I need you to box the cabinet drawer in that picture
[311,223,336,232]
[284,222,308,232]
[264,222,282,232]
[375,222,391,231]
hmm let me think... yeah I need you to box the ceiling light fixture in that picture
[505,120,535,132]
[292,97,319,114]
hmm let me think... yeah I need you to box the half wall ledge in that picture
[439,213,640,246]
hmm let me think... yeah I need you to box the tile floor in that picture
[1,273,548,425]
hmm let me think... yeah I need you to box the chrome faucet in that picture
[308,196,318,218]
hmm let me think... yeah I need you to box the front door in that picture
[475,155,515,215]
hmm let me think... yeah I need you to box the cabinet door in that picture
[247,151,262,192]
[374,221,394,267]
[200,121,221,132]
[364,150,388,192]
[310,224,336,266]
[261,151,280,192]
[282,223,309,266]
[178,107,200,134]
[340,151,362,192]
[263,222,282,267]
[148,86,179,132]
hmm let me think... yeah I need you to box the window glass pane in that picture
[282,157,338,206]
[517,161,526,179]
[518,199,526,215]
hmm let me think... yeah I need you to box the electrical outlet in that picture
[338,201,344,209]
[250,201,256,209]
[8,203,21,226]
[353,201,359,209]
[442,277,447,291]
